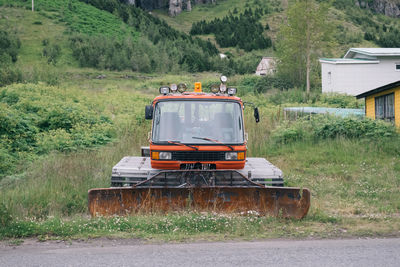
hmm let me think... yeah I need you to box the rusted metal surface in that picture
[88,187,310,219]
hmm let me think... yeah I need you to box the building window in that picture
[396,63,400,71]
[375,93,395,121]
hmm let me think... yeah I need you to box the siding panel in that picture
[365,96,375,119]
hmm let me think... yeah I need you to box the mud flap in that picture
[88,187,310,219]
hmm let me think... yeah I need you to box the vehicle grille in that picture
[172,151,225,161]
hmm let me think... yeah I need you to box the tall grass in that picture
[0,83,152,218]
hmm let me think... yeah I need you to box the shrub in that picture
[0,29,21,63]
[0,28,21,86]
[319,93,363,108]
[0,202,12,227]
[272,115,397,144]
[0,65,22,87]
[254,76,294,93]
[42,41,62,65]
[0,84,115,177]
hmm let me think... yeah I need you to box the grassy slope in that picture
[0,0,138,71]
[0,7,77,69]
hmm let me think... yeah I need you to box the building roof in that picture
[319,58,379,64]
[344,48,400,58]
[356,80,400,99]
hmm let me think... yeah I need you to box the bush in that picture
[0,29,21,63]
[0,84,115,177]
[0,202,12,227]
[319,93,363,108]
[42,41,62,65]
[254,76,294,93]
[271,115,397,144]
[0,28,21,86]
[0,65,22,87]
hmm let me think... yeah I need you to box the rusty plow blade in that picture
[88,187,310,219]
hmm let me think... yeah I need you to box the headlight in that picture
[170,84,178,92]
[159,86,170,95]
[210,84,220,93]
[177,83,187,93]
[159,152,172,160]
[225,152,238,160]
[225,152,245,160]
[220,75,227,83]
[220,83,227,93]
[227,87,237,96]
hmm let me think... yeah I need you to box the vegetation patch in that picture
[0,213,398,241]
[0,28,22,86]
[0,84,115,178]
[271,116,398,144]
[190,8,272,51]
[5,0,134,38]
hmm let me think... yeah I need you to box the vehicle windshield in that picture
[152,100,244,144]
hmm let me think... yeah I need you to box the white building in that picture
[255,57,276,76]
[320,48,400,96]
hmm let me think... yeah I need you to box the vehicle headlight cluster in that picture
[225,152,245,160]
[151,151,172,160]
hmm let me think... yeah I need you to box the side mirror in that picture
[254,107,260,123]
[145,105,153,120]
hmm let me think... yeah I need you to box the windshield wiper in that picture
[191,137,234,151]
[167,140,198,151]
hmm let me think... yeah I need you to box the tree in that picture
[276,0,335,94]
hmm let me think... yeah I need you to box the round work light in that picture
[177,83,187,93]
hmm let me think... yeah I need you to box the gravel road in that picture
[1,237,399,266]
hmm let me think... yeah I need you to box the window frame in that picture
[375,93,395,122]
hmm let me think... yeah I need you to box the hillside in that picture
[2,0,399,77]
[154,0,400,57]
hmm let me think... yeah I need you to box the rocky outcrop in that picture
[169,0,183,16]
[169,0,207,16]
[355,0,400,17]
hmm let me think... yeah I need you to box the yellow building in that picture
[356,80,400,128]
